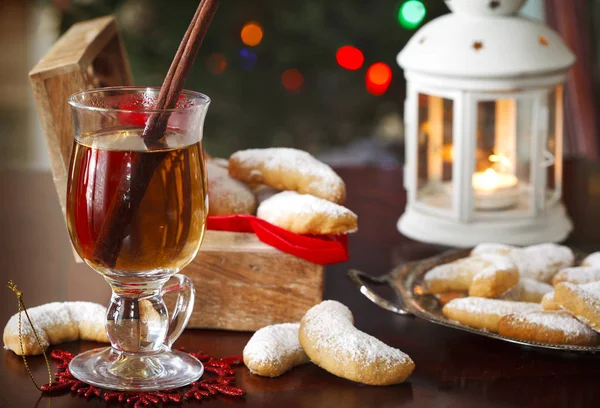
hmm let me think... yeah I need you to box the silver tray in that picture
[348,248,600,353]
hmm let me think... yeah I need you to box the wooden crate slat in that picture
[29,16,133,219]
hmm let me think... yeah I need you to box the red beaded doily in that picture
[40,349,245,407]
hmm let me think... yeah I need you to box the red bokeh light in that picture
[366,62,392,96]
[207,53,227,75]
[336,46,364,70]
[281,69,304,91]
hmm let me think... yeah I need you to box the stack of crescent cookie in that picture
[207,147,357,235]
[426,243,600,347]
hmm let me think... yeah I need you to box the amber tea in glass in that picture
[68,130,206,276]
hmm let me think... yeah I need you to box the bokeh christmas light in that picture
[336,45,364,70]
[241,21,263,46]
[366,62,392,95]
[398,0,427,30]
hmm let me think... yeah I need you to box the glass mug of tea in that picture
[66,87,210,390]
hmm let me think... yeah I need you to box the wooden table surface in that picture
[2,161,600,408]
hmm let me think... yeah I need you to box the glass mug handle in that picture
[162,274,196,348]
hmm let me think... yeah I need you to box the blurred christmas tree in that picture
[44,0,449,156]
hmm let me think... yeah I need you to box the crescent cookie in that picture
[511,243,574,283]
[543,281,600,311]
[552,267,600,286]
[504,278,553,303]
[422,258,484,294]
[229,148,346,204]
[442,297,542,332]
[554,282,600,331]
[471,243,516,257]
[299,300,415,386]
[541,292,560,311]
[498,311,600,346]
[207,161,257,216]
[257,191,357,235]
[243,323,310,377]
[582,252,600,267]
[3,301,108,355]
[423,254,518,298]
[468,255,519,298]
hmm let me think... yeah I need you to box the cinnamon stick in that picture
[91,0,219,268]
[143,0,218,146]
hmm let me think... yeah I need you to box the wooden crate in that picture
[189,231,323,331]
[29,16,324,332]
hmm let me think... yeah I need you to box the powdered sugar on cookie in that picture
[553,267,600,286]
[564,282,600,303]
[445,297,542,316]
[257,191,357,235]
[243,322,309,377]
[259,191,350,219]
[471,242,574,283]
[423,254,518,297]
[505,278,553,303]
[471,243,516,257]
[443,297,543,332]
[3,301,107,355]
[499,311,600,345]
[512,311,595,339]
[583,252,600,267]
[232,148,340,189]
[512,243,574,283]
[519,278,553,297]
[299,300,414,385]
[542,281,600,311]
[554,282,600,332]
[302,301,411,369]
[229,148,346,204]
[66,301,106,327]
[424,263,456,283]
[207,161,256,216]
[579,281,600,293]
[4,303,69,348]
[472,254,517,279]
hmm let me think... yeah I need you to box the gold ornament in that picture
[7,281,53,390]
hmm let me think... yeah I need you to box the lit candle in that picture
[472,168,518,191]
[472,168,519,210]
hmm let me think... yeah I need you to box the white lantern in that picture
[396,0,575,247]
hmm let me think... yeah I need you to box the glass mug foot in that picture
[70,347,204,391]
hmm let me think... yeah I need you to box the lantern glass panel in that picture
[473,97,534,214]
[416,93,454,211]
[543,86,562,208]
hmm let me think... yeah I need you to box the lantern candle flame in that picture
[472,168,518,192]
[472,155,519,210]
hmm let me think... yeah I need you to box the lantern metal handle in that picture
[542,150,555,167]
[347,269,413,316]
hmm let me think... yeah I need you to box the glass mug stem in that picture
[105,274,195,355]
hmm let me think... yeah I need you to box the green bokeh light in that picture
[398,0,427,30]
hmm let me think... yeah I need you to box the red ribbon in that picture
[207,215,348,265]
